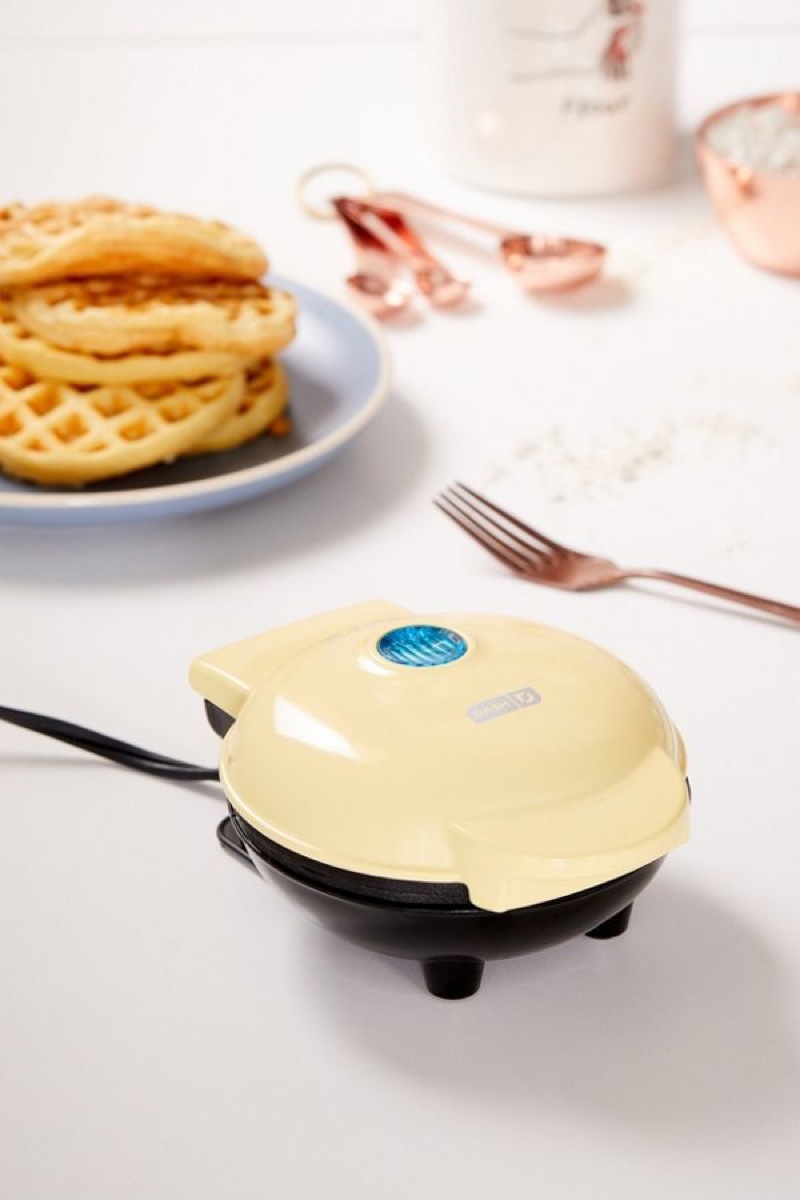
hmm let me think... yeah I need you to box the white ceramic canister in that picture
[427,0,679,196]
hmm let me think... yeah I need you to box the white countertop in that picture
[1,5,799,1198]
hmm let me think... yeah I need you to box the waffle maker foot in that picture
[423,956,485,999]
[585,903,634,940]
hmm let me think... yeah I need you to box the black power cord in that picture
[0,704,219,783]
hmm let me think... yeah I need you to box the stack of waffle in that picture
[0,197,296,485]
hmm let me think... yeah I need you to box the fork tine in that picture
[435,495,526,571]
[442,484,549,563]
[434,496,531,574]
[453,481,570,555]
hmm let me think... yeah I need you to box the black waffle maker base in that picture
[207,701,662,1000]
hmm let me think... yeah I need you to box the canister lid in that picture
[191,602,689,912]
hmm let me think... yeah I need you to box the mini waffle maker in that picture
[191,602,690,999]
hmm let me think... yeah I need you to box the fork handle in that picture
[629,569,800,624]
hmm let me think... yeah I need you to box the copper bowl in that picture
[697,92,800,277]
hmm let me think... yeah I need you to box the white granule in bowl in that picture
[707,100,800,174]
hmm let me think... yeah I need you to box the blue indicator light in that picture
[377,625,468,668]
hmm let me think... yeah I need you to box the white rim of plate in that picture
[0,280,390,512]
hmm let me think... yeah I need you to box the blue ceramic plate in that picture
[0,277,389,524]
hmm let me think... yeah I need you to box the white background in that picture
[1,4,800,1200]
[2,0,800,36]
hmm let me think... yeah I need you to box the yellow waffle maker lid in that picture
[190,602,689,912]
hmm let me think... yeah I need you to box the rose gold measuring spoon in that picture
[342,197,471,309]
[377,191,606,292]
[332,196,413,319]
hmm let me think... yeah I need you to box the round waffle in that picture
[0,296,250,384]
[11,277,297,359]
[0,196,267,288]
[0,361,244,486]
[189,360,289,455]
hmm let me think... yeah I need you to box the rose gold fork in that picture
[436,482,800,625]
